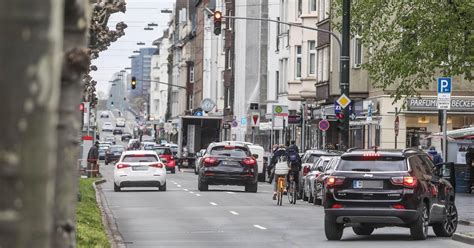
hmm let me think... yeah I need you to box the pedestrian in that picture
[428,146,443,165]
[288,140,300,154]
[87,141,100,178]
[466,146,474,193]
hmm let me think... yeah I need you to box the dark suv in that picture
[198,142,258,192]
[324,148,457,241]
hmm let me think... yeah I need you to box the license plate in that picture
[353,180,383,189]
[132,166,149,171]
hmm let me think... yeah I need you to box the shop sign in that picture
[288,115,302,124]
[407,97,474,112]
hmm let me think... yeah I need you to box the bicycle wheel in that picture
[288,180,296,204]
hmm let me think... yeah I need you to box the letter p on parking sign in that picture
[437,77,452,94]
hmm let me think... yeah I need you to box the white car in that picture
[113,151,167,192]
[247,144,266,182]
[102,122,113,132]
[116,118,126,127]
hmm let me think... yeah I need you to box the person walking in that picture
[288,140,300,154]
[87,141,100,178]
[428,146,443,165]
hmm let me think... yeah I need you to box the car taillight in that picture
[116,163,130,169]
[392,204,405,209]
[325,176,345,187]
[331,203,344,209]
[303,166,310,176]
[203,157,218,166]
[391,176,417,188]
[149,163,163,168]
[242,157,256,166]
[168,160,176,166]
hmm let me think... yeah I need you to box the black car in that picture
[198,142,258,192]
[121,132,132,141]
[113,129,123,135]
[105,145,125,165]
[323,148,457,241]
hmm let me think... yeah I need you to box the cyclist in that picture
[286,141,302,192]
[268,144,289,200]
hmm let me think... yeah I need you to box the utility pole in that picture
[340,0,351,150]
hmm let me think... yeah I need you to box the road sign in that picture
[334,102,342,114]
[251,113,260,127]
[437,77,452,110]
[241,117,247,125]
[319,119,330,131]
[336,94,351,109]
[272,105,289,116]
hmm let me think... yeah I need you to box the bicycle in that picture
[276,174,286,206]
[287,171,297,204]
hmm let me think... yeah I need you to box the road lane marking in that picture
[177,185,181,187]
[189,191,194,194]
[226,192,236,194]
[253,225,267,230]
[209,202,218,206]
[183,189,188,191]
[229,211,239,215]
[195,194,201,196]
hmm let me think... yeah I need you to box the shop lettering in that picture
[407,98,474,111]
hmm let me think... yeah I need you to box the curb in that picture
[93,179,126,248]
[452,232,474,245]
[459,219,474,226]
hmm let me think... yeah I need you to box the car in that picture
[113,129,123,135]
[323,148,457,241]
[116,118,126,127]
[194,149,207,175]
[113,150,167,192]
[98,146,108,160]
[143,142,157,150]
[312,156,341,205]
[121,132,132,141]
[104,136,116,145]
[153,146,176,173]
[105,145,125,165]
[247,144,266,182]
[102,122,113,132]
[100,112,110,118]
[198,142,258,192]
[302,156,333,203]
[299,150,342,198]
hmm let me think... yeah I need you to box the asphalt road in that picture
[99,165,473,248]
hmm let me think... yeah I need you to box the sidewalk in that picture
[454,193,474,245]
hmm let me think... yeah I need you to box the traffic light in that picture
[131,76,137,89]
[336,112,346,131]
[213,11,222,35]
[79,102,84,112]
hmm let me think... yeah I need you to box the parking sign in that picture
[437,77,451,93]
[437,77,451,110]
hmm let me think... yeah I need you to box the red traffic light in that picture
[336,113,345,119]
[79,103,84,111]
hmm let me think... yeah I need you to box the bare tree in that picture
[52,1,91,247]
[0,1,64,247]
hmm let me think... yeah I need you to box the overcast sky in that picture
[91,0,175,95]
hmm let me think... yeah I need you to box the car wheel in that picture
[114,183,121,192]
[198,179,208,191]
[410,202,429,240]
[245,182,258,193]
[324,215,344,240]
[159,182,167,191]
[352,224,374,235]
[433,201,458,237]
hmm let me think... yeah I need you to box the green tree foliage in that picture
[333,0,473,101]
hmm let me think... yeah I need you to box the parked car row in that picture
[296,147,458,241]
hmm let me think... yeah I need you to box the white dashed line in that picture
[226,192,236,194]
[177,185,181,187]
[253,225,267,230]
[195,194,201,196]
[189,191,195,194]
[229,211,239,215]
[209,202,218,206]
[183,189,189,191]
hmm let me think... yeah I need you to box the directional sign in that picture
[318,119,330,131]
[437,77,452,110]
[336,94,351,109]
[251,112,260,127]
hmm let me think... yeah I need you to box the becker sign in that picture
[407,97,474,112]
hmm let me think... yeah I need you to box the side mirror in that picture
[252,154,259,159]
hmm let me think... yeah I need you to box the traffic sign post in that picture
[437,77,452,162]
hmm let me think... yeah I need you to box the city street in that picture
[99,165,473,248]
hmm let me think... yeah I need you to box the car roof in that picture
[342,148,425,158]
[210,141,249,148]
[122,150,157,155]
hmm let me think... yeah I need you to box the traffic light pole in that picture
[205,7,349,150]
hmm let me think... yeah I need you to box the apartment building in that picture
[150,29,171,124]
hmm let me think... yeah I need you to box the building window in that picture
[310,0,317,12]
[353,35,362,68]
[297,0,302,17]
[276,71,279,99]
[225,49,232,69]
[279,59,288,93]
[317,47,329,82]
[318,0,330,21]
[189,66,195,83]
[276,17,280,51]
[308,41,316,75]
[296,45,302,79]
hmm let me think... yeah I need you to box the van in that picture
[247,145,266,182]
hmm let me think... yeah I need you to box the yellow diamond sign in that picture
[336,94,351,109]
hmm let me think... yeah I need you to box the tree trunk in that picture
[52,1,90,247]
[0,0,64,247]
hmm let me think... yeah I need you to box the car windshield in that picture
[154,148,172,155]
[122,155,158,162]
[210,146,249,157]
[109,146,124,152]
[337,156,407,172]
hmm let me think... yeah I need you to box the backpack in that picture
[287,148,299,163]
